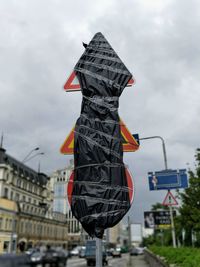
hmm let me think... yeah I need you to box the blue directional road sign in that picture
[148,169,188,191]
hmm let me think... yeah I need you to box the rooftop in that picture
[0,147,48,186]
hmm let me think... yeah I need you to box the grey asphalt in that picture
[129,255,150,267]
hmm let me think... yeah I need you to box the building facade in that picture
[51,161,86,248]
[0,147,68,253]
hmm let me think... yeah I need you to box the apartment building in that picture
[0,147,68,253]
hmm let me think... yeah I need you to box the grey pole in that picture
[139,136,168,170]
[128,216,132,266]
[139,135,176,248]
[128,216,131,251]
[96,238,102,267]
[169,202,176,248]
[9,216,16,253]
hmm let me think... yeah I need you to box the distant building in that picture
[130,223,142,246]
[0,147,68,253]
[107,224,121,245]
[50,160,85,248]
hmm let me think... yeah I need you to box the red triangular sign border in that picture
[64,71,135,92]
[60,119,139,154]
[163,191,178,206]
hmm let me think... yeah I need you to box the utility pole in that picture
[96,238,102,267]
[139,135,176,248]
[128,216,131,251]
[128,216,132,266]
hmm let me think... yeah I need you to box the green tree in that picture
[178,148,200,246]
[151,202,168,211]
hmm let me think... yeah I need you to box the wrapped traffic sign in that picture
[63,32,136,238]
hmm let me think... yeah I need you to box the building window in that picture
[5,219,8,230]
[29,183,32,192]
[33,224,36,234]
[19,168,24,177]
[34,186,37,194]
[20,222,24,233]
[12,164,18,173]
[25,222,29,233]
[29,222,32,233]
[9,219,12,230]
[17,179,21,188]
[10,191,13,200]
[23,182,27,190]
[3,241,9,252]
[0,218,3,229]
[25,171,29,178]
[37,188,40,195]
[4,188,8,198]
[23,196,26,202]
[15,193,20,201]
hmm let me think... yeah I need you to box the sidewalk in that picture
[128,255,150,267]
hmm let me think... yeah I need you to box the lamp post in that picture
[138,135,176,248]
[22,147,40,163]
[139,136,168,170]
[23,152,45,163]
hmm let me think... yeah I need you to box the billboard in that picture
[144,211,176,229]
[148,169,188,191]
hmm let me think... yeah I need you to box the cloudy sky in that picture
[1,0,200,224]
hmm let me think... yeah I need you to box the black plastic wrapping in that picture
[71,32,133,238]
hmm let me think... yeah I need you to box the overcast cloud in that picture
[1,0,200,224]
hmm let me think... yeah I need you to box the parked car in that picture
[130,247,144,256]
[106,248,114,256]
[137,247,144,255]
[30,246,68,267]
[25,248,39,256]
[112,247,121,258]
[30,251,45,264]
[79,246,86,258]
[85,240,108,266]
[70,246,81,256]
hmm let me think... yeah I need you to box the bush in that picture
[150,246,200,267]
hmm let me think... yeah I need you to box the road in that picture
[67,254,150,267]
[130,255,150,267]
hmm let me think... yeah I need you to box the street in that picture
[67,254,150,267]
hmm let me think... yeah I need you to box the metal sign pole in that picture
[139,135,177,248]
[168,191,176,248]
[96,238,102,267]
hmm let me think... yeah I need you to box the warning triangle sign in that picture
[64,71,80,92]
[60,119,140,154]
[64,71,135,92]
[163,191,178,206]
[120,119,139,152]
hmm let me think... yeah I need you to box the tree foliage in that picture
[177,148,200,246]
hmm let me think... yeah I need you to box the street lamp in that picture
[139,136,168,170]
[22,147,40,163]
[23,152,45,163]
[138,135,176,248]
